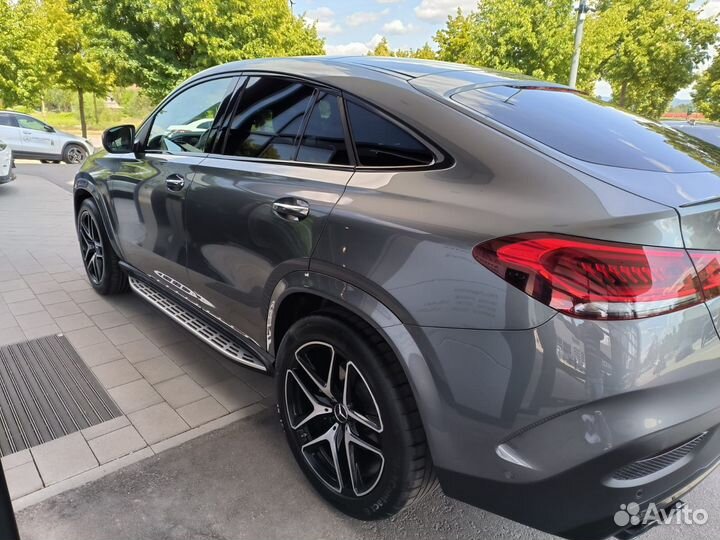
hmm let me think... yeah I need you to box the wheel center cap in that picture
[333,403,349,424]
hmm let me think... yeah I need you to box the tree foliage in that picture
[78,0,324,101]
[435,0,718,117]
[369,37,436,59]
[694,52,720,120]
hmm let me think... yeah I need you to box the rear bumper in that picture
[0,171,14,184]
[403,305,720,539]
[437,406,720,540]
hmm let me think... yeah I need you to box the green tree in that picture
[601,0,717,118]
[694,53,720,120]
[0,0,57,107]
[395,43,437,60]
[370,37,393,56]
[79,0,324,101]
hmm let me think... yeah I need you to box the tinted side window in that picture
[346,102,433,167]
[223,77,314,161]
[0,114,17,127]
[146,77,236,154]
[296,92,349,165]
[17,116,47,131]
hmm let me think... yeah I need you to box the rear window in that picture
[452,86,720,173]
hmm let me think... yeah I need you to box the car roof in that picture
[187,56,561,98]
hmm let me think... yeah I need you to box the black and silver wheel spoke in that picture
[78,211,104,284]
[286,340,385,498]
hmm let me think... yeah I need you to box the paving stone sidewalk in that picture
[0,171,271,509]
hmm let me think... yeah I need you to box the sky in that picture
[294,0,720,101]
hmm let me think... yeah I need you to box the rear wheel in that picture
[63,144,87,164]
[76,198,128,295]
[276,312,437,520]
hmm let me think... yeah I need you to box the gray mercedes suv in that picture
[73,57,720,540]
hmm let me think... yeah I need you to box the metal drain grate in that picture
[0,334,121,456]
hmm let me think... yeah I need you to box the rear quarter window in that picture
[452,86,720,173]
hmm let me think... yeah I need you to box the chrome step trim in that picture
[129,277,266,372]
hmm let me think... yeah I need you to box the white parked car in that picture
[166,118,214,135]
[0,111,94,164]
[0,138,14,184]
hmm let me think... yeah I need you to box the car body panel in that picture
[0,140,13,184]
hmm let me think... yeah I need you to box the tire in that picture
[276,312,438,520]
[63,144,87,164]
[76,198,128,295]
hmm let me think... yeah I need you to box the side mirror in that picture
[102,124,136,154]
[44,125,55,133]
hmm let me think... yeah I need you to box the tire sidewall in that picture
[64,144,87,164]
[276,314,416,520]
[77,198,111,294]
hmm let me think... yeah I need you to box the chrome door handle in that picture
[272,199,310,221]
[165,174,185,191]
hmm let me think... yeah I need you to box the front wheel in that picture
[63,144,87,164]
[76,198,128,295]
[276,313,437,520]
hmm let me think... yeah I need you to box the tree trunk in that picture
[78,88,87,139]
[93,94,99,124]
[619,81,628,108]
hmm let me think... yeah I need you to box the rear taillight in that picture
[690,252,720,302]
[473,233,705,320]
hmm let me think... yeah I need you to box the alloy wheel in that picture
[78,210,104,284]
[67,147,86,164]
[284,341,385,497]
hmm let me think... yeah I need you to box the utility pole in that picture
[569,0,591,88]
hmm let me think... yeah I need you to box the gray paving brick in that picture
[206,378,262,412]
[46,300,82,318]
[117,338,162,363]
[140,323,188,347]
[68,289,100,304]
[134,355,184,384]
[0,326,24,346]
[154,375,209,409]
[2,288,35,304]
[23,272,53,285]
[15,310,55,330]
[79,299,115,316]
[37,291,72,306]
[160,340,206,367]
[108,379,163,414]
[104,324,145,346]
[92,359,142,389]
[61,279,92,292]
[91,311,128,330]
[234,367,276,399]
[23,323,61,340]
[1,449,32,470]
[55,312,94,332]
[81,416,130,440]
[65,326,107,348]
[88,425,147,464]
[176,396,228,428]
[76,341,124,367]
[128,403,188,445]
[182,359,231,387]
[8,299,44,316]
[5,462,43,499]
[31,432,98,485]
[0,279,26,293]
[51,271,83,283]
[28,280,63,295]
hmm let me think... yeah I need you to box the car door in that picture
[15,115,55,157]
[184,76,355,345]
[104,76,239,298]
[0,114,22,154]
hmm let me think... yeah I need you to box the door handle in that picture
[165,174,185,191]
[272,199,310,221]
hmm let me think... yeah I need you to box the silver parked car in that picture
[0,139,13,184]
[0,111,94,163]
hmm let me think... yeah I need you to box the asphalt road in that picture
[9,160,720,540]
[12,162,80,193]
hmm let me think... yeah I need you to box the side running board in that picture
[128,277,267,372]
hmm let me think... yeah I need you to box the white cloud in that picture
[414,0,478,22]
[346,9,389,27]
[304,7,343,36]
[699,0,720,18]
[382,19,414,34]
[325,34,383,56]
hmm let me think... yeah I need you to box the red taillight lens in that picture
[473,233,704,320]
[689,252,720,302]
